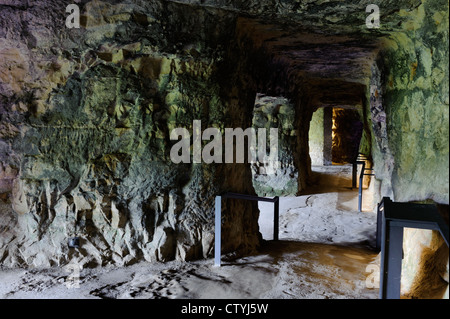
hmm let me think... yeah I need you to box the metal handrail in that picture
[353,157,375,212]
[377,197,449,299]
[352,153,370,189]
[214,192,279,267]
[358,161,374,212]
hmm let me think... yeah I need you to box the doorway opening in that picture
[309,106,363,166]
[251,93,298,198]
[331,107,364,165]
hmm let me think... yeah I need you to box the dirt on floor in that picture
[0,165,381,299]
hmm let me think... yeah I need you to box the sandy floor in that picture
[0,165,380,299]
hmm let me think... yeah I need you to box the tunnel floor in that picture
[0,165,379,299]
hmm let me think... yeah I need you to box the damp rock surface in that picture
[0,0,448,280]
[0,165,380,299]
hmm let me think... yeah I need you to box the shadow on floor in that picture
[301,166,354,196]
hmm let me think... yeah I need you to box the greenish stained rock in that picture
[308,107,324,166]
[375,0,449,204]
[0,0,448,281]
[251,94,298,197]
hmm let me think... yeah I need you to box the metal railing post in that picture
[358,161,365,212]
[274,196,279,241]
[353,154,368,189]
[214,195,222,267]
[377,197,449,299]
[380,221,404,299]
[376,201,384,251]
[214,192,280,267]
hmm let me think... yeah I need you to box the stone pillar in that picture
[323,106,333,166]
[308,107,324,166]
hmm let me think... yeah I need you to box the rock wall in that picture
[308,107,324,166]
[401,225,449,299]
[0,0,261,268]
[366,0,449,298]
[0,1,448,298]
[251,94,297,196]
[370,0,449,205]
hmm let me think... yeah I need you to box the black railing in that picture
[352,154,374,212]
[214,192,279,267]
[352,153,368,188]
[376,197,449,299]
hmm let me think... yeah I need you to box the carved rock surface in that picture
[0,0,448,287]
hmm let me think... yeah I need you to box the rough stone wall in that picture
[401,227,449,299]
[366,0,449,298]
[308,107,324,166]
[251,94,297,196]
[0,1,448,298]
[0,0,260,268]
[372,0,449,205]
